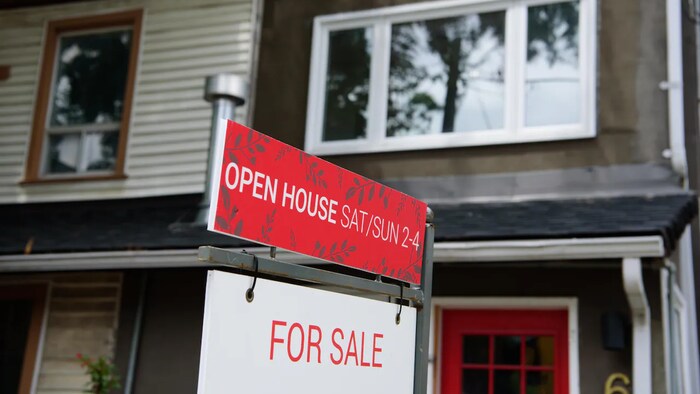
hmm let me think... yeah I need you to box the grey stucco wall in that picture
[253,0,672,179]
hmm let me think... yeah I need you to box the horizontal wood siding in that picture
[0,272,122,394]
[0,0,255,203]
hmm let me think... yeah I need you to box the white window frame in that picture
[305,0,597,155]
[429,297,580,394]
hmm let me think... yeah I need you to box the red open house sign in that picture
[208,121,427,284]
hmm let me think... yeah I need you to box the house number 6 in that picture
[605,373,631,394]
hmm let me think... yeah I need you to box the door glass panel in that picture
[387,11,505,137]
[462,369,488,394]
[0,300,33,394]
[494,336,521,365]
[322,27,372,141]
[494,370,520,394]
[525,336,554,366]
[525,1,580,127]
[47,133,80,174]
[462,335,489,364]
[50,29,132,127]
[526,371,554,394]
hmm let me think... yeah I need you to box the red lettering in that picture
[287,322,305,362]
[330,328,344,365]
[360,332,371,367]
[269,320,287,360]
[344,331,359,366]
[307,325,322,363]
[372,333,383,368]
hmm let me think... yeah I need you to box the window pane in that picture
[322,27,372,141]
[85,131,119,171]
[494,336,521,365]
[494,370,520,394]
[462,335,489,364]
[526,371,554,394]
[462,369,488,394]
[525,336,554,366]
[47,133,80,174]
[0,300,33,394]
[387,11,505,137]
[49,29,132,126]
[525,1,580,127]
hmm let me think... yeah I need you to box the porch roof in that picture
[2,192,696,256]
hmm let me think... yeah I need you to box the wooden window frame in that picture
[304,0,597,156]
[23,9,143,184]
[0,284,48,394]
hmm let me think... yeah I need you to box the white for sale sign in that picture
[197,270,417,393]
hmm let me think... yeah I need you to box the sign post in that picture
[199,121,434,394]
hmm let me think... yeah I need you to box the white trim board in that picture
[430,297,580,394]
[0,235,665,272]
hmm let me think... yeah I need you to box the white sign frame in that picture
[197,270,417,393]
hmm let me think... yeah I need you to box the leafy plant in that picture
[76,353,121,394]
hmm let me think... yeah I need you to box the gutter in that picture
[0,235,666,272]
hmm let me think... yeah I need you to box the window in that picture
[0,285,47,394]
[440,309,569,394]
[305,0,595,155]
[24,10,142,182]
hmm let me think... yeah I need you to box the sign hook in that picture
[242,251,259,303]
[395,283,404,325]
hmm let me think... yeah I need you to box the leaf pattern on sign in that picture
[290,230,297,248]
[225,127,270,166]
[313,240,356,263]
[306,161,328,189]
[233,220,244,236]
[396,195,406,215]
[379,185,390,209]
[221,188,231,211]
[275,145,293,161]
[344,177,378,206]
[260,209,276,243]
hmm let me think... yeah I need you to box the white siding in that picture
[0,272,122,394]
[0,0,256,203]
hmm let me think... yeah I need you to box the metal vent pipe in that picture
[196,73,248,225]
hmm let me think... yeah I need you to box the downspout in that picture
[663,0,687,181]
[622,257,652,394]
[664,2,700,393]
[124,272,148,394]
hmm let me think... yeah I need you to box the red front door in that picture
[440,309,569,394]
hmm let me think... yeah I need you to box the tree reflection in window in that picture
[44,28,131,175]
[526,1,580,126]
[388,12,505,136]
[322,28,371,141]
[50,30,131,127]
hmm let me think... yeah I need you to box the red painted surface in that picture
[209,121,427,284]
[441,309,569,394]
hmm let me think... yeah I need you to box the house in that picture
[252,0,700,393]
[1,1,699,394]
[0,0,260,392]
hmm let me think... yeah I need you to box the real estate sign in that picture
[208,121,427,284]
[197,270,417,393]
